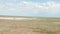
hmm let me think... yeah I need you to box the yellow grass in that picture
[0,17,60,34]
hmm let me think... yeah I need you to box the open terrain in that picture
[0,16,60,34]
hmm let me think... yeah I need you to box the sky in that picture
[0,0,60,17]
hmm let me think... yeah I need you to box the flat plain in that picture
[0,16,60,34]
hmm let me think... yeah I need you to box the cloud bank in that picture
[0,1,60,17]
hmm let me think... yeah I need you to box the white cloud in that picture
[0,1,60,15]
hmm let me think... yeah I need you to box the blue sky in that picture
[0,0,60,17]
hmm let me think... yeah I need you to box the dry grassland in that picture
[0,17,60,34]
